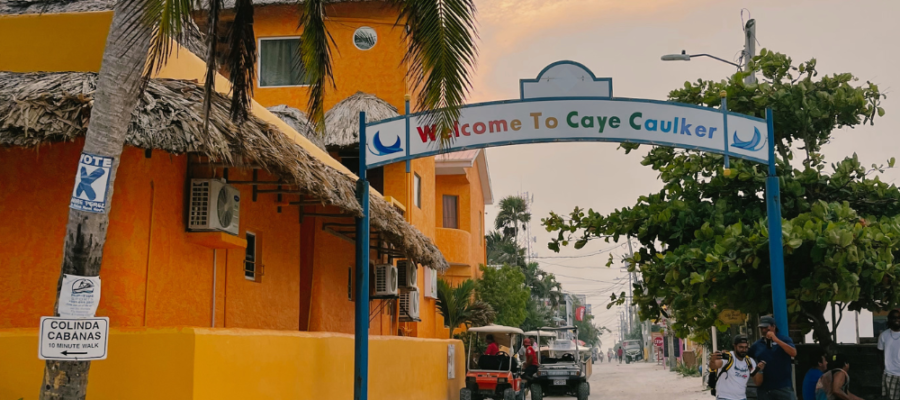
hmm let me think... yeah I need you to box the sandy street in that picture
[581,359,709,400]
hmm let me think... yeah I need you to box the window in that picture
[259,37,310,87]
[244,232,259,281]
[414,173,422,208]
[442,195,458,229]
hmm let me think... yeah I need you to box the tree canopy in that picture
[544,49,892,348]
[477,265,530,327]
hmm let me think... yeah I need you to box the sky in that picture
[473,0,900,346]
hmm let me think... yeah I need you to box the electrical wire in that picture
[531,243,625,259]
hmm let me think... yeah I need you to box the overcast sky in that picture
[474,0,899,346]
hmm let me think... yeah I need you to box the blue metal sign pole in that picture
[354,111,370,400]
[764,107,789,331]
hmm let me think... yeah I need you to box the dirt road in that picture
[583,359,708,400]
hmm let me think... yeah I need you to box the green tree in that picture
[521,297,552,331]
[477,265,530,327]
[436,279,496,338]
[544,50,892,350]
[495,195,532,244]
[486,230,524,266]
[46,0,480,395]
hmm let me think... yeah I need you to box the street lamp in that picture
[660,50,741,69]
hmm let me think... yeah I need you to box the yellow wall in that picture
[0,328,465,400]
[251,3,410,112]
[0,12,110,72]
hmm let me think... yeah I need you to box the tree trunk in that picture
[39,0,152,398]
[800,302,835,352]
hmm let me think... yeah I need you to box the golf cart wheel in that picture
[531,384,543,400]
[503,388,515,400]
[576,382,589,400]
[460,388,472,400]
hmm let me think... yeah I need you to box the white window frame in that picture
[257,36,311,89]
[244,231,258,281]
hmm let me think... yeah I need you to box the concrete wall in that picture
[0,328,465,400]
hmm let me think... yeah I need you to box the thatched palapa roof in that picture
[0,72,448,271]
[267,105,326,151]
[324,91,399,148]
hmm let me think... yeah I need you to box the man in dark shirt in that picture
[749,316,798,400]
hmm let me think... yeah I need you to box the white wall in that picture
[803,305,874,344]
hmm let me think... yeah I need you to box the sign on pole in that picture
[653,336,664,347]
[58,274,101,318]
[70,153,113,213]
[39,317,109,361]
[718,309,747,325]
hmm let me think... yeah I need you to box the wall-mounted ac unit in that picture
[400,289,420,322]
[188,179,241,235]
[397,259,417,289]
[373,264,399,297]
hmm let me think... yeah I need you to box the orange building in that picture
[0,0,490,398]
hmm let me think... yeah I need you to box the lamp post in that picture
[661,19,757,83]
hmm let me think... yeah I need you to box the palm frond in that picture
[298,0,337,134]
[202,0,223,132]
[396,0,478,148]
[226,0,257,123]
[142,0,195,79]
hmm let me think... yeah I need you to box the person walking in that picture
[814,354,863,400]
[879,309,900,400]
[709,335,765,400]
[749,316,798,400]
[617,346,624,364]
[802,348,828,400]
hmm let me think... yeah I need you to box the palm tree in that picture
[486,230,524,266]
[436,279,495,338]
[42,0,479,396]
[494,195,531,245]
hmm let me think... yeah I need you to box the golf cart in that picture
[622,339,643,364]
[527,326,590,400]
[461,325,527,400]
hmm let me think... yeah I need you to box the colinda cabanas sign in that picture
[349,61,785,400]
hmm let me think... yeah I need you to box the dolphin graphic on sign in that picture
[731,127,766,152]
[368,131,403,156]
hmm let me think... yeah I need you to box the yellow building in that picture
[0,0,490,398]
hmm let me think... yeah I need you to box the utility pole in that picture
[626,237,636,337]
[743,18,757,84]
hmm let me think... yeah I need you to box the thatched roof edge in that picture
[0,71,448,271]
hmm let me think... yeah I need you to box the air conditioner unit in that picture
[373,264,399,297]
[188,179,240,235]
[397,259,417,289]
[400,289,420,322]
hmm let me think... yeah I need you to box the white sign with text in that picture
[39,317,109,361]
[70,153,113,213]
[58,274,101,318]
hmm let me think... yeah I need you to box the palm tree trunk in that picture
[39,0,152,398]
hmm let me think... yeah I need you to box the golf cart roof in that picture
[537,326,576,331]
[523,330,558,337]
[468,325,524,334]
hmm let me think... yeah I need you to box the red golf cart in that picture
[460,325,527,400]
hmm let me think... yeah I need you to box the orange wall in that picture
[0,141,304,330]
[435,159,487,279]
[251,2,410,112]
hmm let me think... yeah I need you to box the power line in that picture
[532,243,625,259]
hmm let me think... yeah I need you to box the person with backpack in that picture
[814,354,863,400]
[708,335,766,400]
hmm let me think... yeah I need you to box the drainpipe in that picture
[212,249,217,327]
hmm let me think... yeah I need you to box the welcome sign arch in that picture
[350,61,786,399]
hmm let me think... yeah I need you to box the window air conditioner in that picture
[397,259,417,289]
[373,264,399,297]
[400,289,420,322]
[188,179,240,235]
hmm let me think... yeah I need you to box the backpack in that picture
[707,352,753,396]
